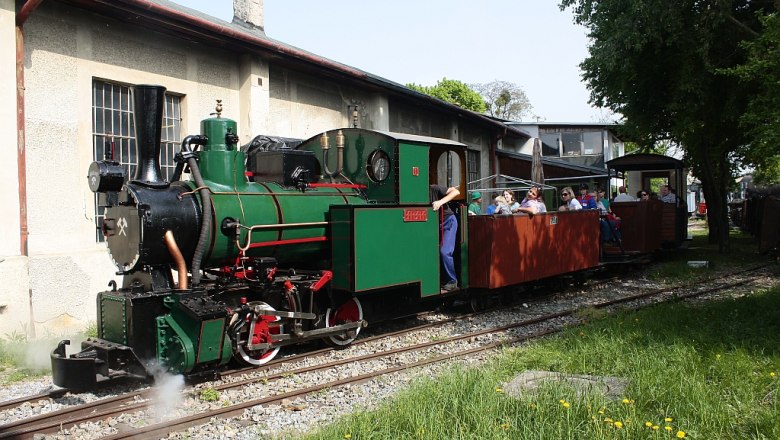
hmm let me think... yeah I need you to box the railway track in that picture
[0,263,776,439]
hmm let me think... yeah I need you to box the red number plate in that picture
[403,209,428,222]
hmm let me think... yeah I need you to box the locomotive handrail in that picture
[235,221,330,252]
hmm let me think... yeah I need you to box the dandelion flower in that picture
[771,372,776,378]
[500,423,510,430]
[665,426,673,432]
[495,387,504,393]
[559,399,565,404]
[344,434,352,439]
[645,421,653,427]
[677,431,686,438]
[665,417,673,423]
[563,402,571,408]
[622,398,630,404]
[614,421,624,429]
[652,425,659,430]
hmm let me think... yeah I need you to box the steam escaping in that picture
[148,363,185,421]
[24,338,59,372]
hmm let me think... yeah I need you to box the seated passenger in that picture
[485,195,499,215]
[597,188,610,213]
[500,189,521,214]
[494,195,512,215]
[577,183,598,210]
[595,190,608,215]
[468,191,482,215]
[516,186,547,216]
[660,184,678,204]
[559,186,582,211]
[614,186,635,202]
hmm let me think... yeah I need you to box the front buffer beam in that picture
[50,338,147,391]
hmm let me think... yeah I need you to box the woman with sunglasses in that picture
[558,186,582,211]
[516,186,547,216]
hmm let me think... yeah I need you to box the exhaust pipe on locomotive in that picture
[131,85,168,188]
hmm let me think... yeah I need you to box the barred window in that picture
[92,80,182,241]
[467,150,480,190]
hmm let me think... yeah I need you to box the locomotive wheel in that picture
[324,297,363,346]
[235,302,282,366]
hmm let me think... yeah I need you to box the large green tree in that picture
[560,0,773,251]
[407,78,487,113]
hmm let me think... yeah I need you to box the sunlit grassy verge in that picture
[0,322,96,385]
[648,220,765,283]
[303,286,780,440]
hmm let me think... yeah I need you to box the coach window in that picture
[91,79,182,242]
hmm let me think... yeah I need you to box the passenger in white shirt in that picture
[558,186,582,211]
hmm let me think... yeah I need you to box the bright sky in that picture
[171,1,608,123]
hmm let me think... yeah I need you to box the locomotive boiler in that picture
[51,85,464,390]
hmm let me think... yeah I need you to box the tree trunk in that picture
[699,147,731,253]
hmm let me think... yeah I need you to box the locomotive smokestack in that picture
[132,85,167,187]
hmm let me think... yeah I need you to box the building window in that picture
[541,133,560,157]
[91,80,182,241]
[540,129,604,157]
[561,132,582,156]
[467,150,480,189]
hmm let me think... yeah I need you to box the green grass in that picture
[303,285,780,440]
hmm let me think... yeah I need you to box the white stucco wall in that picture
[0,2,246,337]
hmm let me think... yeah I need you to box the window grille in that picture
[91,80,182,241]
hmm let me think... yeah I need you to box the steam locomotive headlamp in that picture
[87,160,125,193]
[367,149,390,182]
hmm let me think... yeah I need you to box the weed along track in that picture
[1,264,776,439]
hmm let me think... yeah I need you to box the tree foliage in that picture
[724,12,780,185]
[471,80,533,120]
[560,0,774,251]
[406,78,487,113]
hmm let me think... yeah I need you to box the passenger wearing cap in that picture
[577,183,598,210]
[468,191,482,216]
